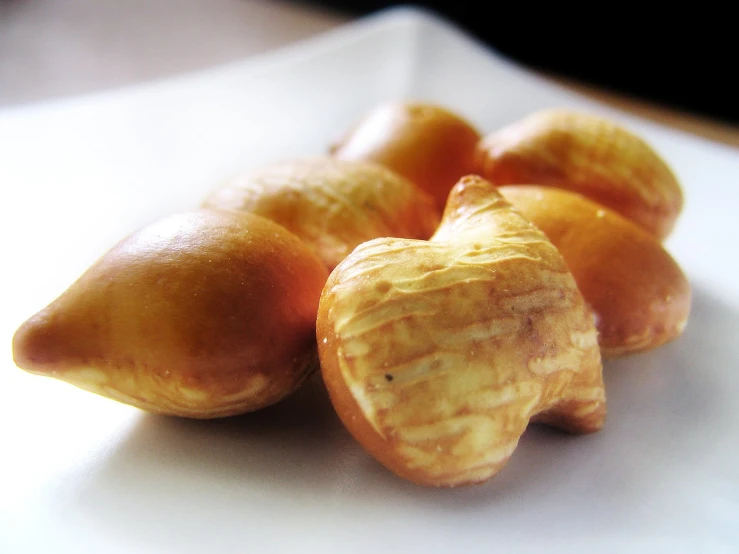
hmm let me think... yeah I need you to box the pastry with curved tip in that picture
[474,109,683,240]
[202,157,441,271]
[12,210,329,418]
[500,185,691,357]
[317,175,606,487]
[330,102,481,211]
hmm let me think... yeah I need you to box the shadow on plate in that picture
[67,283,738,544]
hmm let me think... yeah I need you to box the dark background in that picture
[305,1,737,126]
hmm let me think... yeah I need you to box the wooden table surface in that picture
[2,0,737,149]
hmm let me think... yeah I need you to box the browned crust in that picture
[13,210,329,417]
[474,110,684,240]
[500,185,691,356]
[331,102,482,212]
[202,157,441,271]
[317,177,606,487]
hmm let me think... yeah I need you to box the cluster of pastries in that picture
[13,103,691,487]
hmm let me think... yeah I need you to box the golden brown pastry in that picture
[13,210,329,418]
[474,109,683,239]
[202,157,441,271]
[500,185,691,357]
[317,175,606,487]
[330,102,481,211]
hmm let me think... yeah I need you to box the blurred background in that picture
[312,1,737,126]
[1,0,735,131]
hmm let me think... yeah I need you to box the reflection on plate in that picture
[1,7,738,553]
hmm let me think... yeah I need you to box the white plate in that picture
[1,7,738,554]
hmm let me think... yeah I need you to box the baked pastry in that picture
[500,185,691,356]
[317,175,606,486]
[330,102,481,211]
[474,109,683,239]
[13,210,328,418]
[202,157,440,271]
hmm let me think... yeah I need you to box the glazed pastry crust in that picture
[331,103,481,211]
[500,185,691,357]
[474,110,683,239]
[202,157,440,271]
[317,176,606,487]
[13,211,329,418]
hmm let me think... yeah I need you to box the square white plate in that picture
[1,7,738,553]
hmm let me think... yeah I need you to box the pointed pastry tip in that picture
[12,312,61,375]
